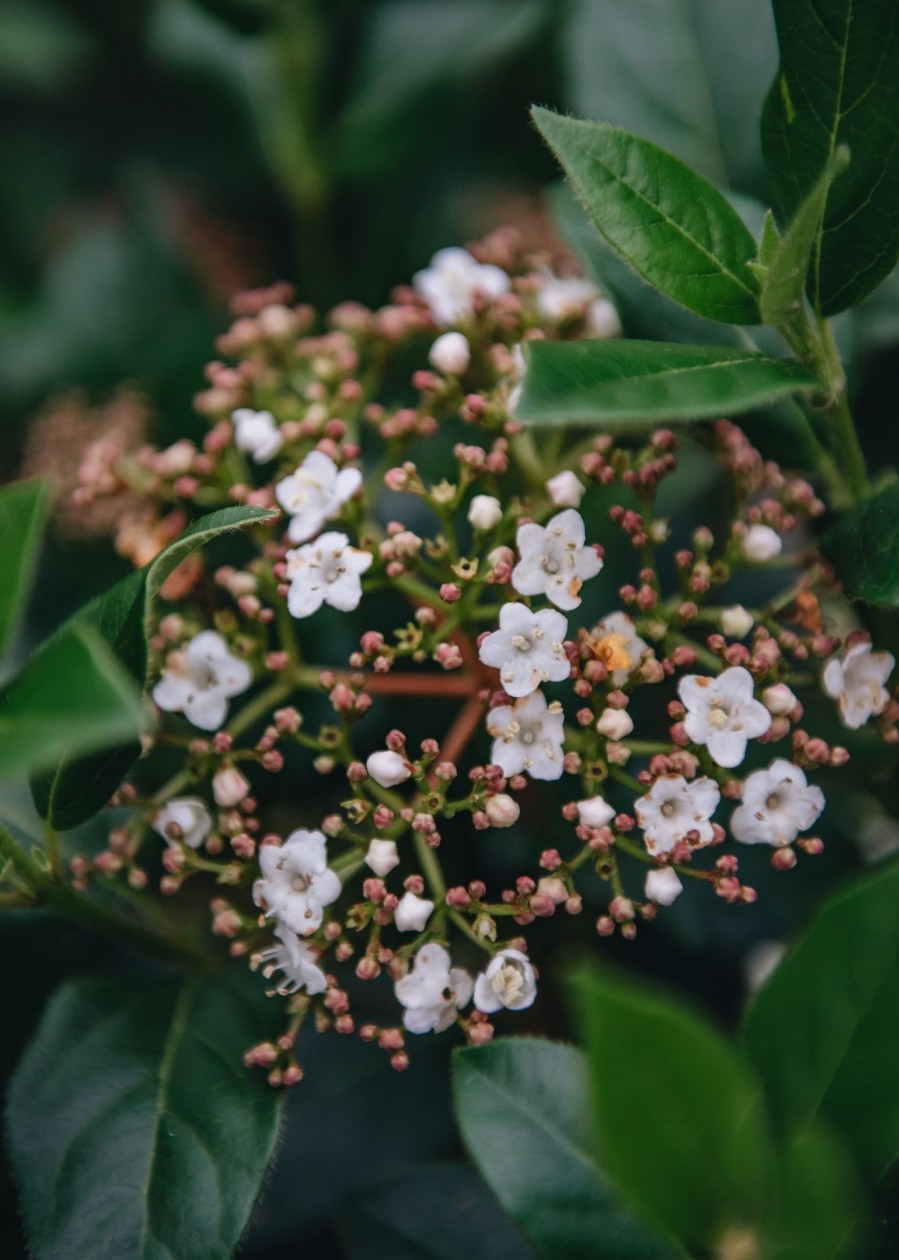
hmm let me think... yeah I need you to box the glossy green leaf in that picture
[819,483,899,609]
[743,861,899,1182]
[762,1126,864,1260]
[0,479,48,660]
[6,970,283,1260]
[571,963,769,1255]
[761,0,899,315]
[30,504,275,830]
[532,108,760,323]
[338,1163,536,1260]
[0,625,144,779]
[516,340,820,426]
[452,1039,674,1260]
[760,148,850,333]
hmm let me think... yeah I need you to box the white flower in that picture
[285,531,372,618]
[232,408,283,463]
[428,331,471,374]
[679,668,772,768]
[731,759,825,847]
[364,838,400,877]
[473,948,537,1013]
[585,298,622,339]
[587,611,650,686]
[742,524,783,562]
[151,797,212,850]
[596,708,634,740]
[257,924,328,995]
[484,794,520,827]
[394,891,435,933]
[577,796,616,828]
[276,450,362,544]
[762,683,798,716]
[413,246,510,326]
[546,470,586,508]
[635,775,720,856]
[822,642,895,729]
[468,494,503,531]
[537,274,599,322]
[486,690,566,780]
[213,766,250,807]
[252,829,341,937]
[512,509,602,611]
[645,867,684,905]
[478,603,570,698]
[152,630,253,731]
[394,943,473,1034]
[721,605,754,639]
[366,750,412,788]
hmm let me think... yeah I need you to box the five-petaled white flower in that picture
[486,690,566,780]
[152,630,252,731]
[413,247,510,326]
[537,274,600,323]
[731,759,825,847]
[679,667,772,768]
[587,611,650,686]
[635,775,720,856]
[644,866,684,905]
[512,509,602,611]
[822,642,895,729]
[276,450,362,543]
[394,891,435,933]
[479,603,570,698]
[473,948,537,1013]
[253,829,342,937]
[151,797,212,850]
[285,531,372,619]
[232,408,284,463]
[394,944,473,1034]
[256,924,328,995]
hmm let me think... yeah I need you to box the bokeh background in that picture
[3,2,899,1256]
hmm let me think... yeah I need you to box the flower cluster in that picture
[60,229,897,1084]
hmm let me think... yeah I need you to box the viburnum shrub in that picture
[2,1,899,1255]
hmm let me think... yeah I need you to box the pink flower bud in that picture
[213,766,250,807]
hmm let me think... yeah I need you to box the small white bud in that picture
[428,331,471,375]
[743,524,783,562]
[577,796,616,828]
[483,793,520,828]
[366,750,412,788]
[721,605,754,639]
[545,470,586,508]
[644,867,684,906]
[596,708,634,740]
[364,839,400,877]
[762,683,798,716]
[467,494,503,531]
[394,891,435,932]
[586,298,622,339]
[212,766,250,807]
[537,876,568,905]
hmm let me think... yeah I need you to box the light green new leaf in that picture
[516,340,820,426]
[533,108,761,324]
[761,1126,865,1260]
[452,1039,675,1260]
[743,861,899,1182]
[760,148,850,333]
[30,504,276,829]
[0,624,144,779]
[0,479,48,660]
[819,483,899,609]
[761,0,899,315]
[6,971,283,1260]
[571,963,770,1255]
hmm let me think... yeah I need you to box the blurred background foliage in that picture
[2,1,899,1256]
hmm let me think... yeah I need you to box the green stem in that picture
[449,908,493,952]
[413,830,447,904]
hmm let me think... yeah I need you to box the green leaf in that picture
[452,1039,675,1260]
[761,0,899,315]
[758,209,781,267]
[743,861,899,1182]
[760,148,850,333]
[6,970,283,1260]
[516,340,820,426]
[338,1163,537,1260]
[762,1126,864,1260]
[30,504,275,830]
[0,479,48,660]
[532,108,761,324]
[819,483,899,609]
[0,625,144,779]
[570,963,769,1255]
